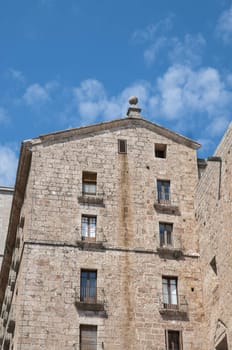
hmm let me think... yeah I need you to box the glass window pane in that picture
[81,217,88,237]
[170,280,177,304]
[167,231,172,245]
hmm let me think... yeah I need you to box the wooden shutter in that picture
[80,325,97,350]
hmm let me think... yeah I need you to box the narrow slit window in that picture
[155,143,167,158]
[118,139,127,154]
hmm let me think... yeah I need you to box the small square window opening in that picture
[155,143,167,158]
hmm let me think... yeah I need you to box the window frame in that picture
[157,180,171,203]
[82,172,97,196]
[118,139,127,154]
[80,269,97,303]
[162,276,178,309]
[155,143,167,158]
[81,215,97,241]
[159,222,173,247]
[165,330,182,350]
[80,324,97,350]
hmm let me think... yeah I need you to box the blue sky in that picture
[1,0,232,185]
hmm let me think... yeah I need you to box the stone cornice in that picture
[31,117,200,150]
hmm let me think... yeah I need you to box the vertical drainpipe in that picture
[207,156,222,200]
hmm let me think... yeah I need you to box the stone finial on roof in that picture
[127,96,142,118]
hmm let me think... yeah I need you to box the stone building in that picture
[195,123,232,350]
[0,98,212,349]
[0,187,14,268]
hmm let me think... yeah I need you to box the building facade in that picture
[0,98,226,349]
[195,123,232,350]
[0,187,14,269]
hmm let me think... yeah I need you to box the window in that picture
[159,223,173,247]
[81,216,96,241]
[157,180,170,202]
[82,172,97,195]
[80,270,97,303]
[118,139,127,154]
[166,330,182,350]
[80,325,97,350]
[155,143,167,158]
[162,277,178,309]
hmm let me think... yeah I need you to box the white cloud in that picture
[133,17,205,67]
[23,83,50,106]
[216,5,232,43]
[156,65,232,121]
[206,115,229,137]
[143,34,205,67]
[8,69,25,83]
[22,81,58,107]
[0,146,18,186]
[169,34,205,66]
[72,66,232,138]
[73,79,151,123]
[144,37,167,65]
[132,15,174,43]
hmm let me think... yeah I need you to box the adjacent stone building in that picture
[0,97,229,349]
[0,187,14,268]
[195,123,232,350]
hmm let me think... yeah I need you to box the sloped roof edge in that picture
[33,117,201,150]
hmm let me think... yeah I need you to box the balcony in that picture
[159,294,188,318]
[78,193,104,207]
[75,287,105,312]
[154,196,180,215]
[76,235,105,251]
[157,238,184,259]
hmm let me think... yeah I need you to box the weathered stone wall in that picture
[196,122,232,350]
[0,187,13,267]
[2,120,204,349]
[24,125,199,253]
[15,244,203,350]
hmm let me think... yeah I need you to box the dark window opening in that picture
[80,325,97,350]
[80,270,97,303]
[118,139,127,154]
[159,223,173,247]
[166,330,182,350]
[155,143,167,158]
[82,172,97,195]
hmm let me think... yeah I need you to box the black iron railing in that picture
[159,294,188,313]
